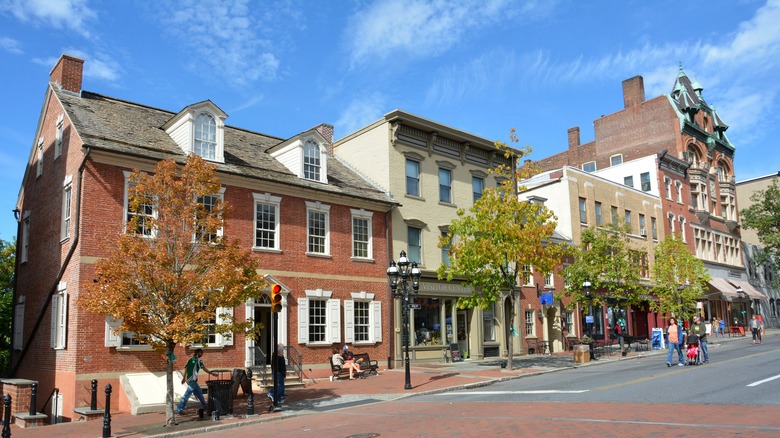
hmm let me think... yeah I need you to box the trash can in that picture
[206,379,233,416]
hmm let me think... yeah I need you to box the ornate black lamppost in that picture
[736,286,747,326]
[582,280,597,360]
[387,250,421,390]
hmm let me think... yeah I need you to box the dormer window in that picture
[303,140,321,181]
[194,113,217,160]
[163,101,226,164]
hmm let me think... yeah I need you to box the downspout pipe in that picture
[11,148,91,376]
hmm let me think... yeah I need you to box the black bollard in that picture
[2,394,12,438]
[102,384,112,438]
[91,379,98,411]
[29,382,37,415]
[246,368,254,416]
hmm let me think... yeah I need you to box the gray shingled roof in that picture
[54,88,395,207]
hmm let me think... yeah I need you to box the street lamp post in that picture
[736,286,747,327]
[582,280,596,360]
[387,250,421,390]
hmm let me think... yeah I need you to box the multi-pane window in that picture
[303,140,321,181]
[351,209,372,259]
[640,172,651,192]
[595,202,602,225]
[522,264,533,286]
[579,197,587,224]
[125,179,154,237]
[483,305,496,341]
[582,162,596,172]
[441,230,451,267]
[679,217,687,243]
[624,176,634,188]
[624,210,632,231]
[406,159,421,196]
[353,301,370,342]
[639,214,646,235]
[611,154,623,166]
[407,227,422,264]
[668,213,676,235]
[665,178,672,200]
[196,193,222,243]
[472,176,484,202]
[439,168,452,203]
[194,113,217,160]
[524,310,534,336]
[253,193,281,250]
[308,299,327,343]
[306,202,330,255]
[611,206,618,227]
[61,177,72,240]
[55,115,64,158]
[544,272,554,288]
[651,217,657,240]
[51,282,67,349]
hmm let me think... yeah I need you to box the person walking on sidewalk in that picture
[690,315,709,363]
[750,315,763,344]
[176,348,217,414]
[665,317,684,367]
[268,343,287,403]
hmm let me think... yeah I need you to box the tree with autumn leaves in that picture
[438,131,572,369]
[80,154,265,426]
[650,236,710,321]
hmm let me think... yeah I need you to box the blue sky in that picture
[1,0,779,242]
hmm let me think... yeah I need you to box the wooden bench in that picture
[328,357,352,380]
[352,353,379,375]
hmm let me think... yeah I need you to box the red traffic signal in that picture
[271,284,282,313]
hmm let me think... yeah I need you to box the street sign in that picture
[407,304,421,309]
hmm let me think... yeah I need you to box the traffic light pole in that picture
[271,311,280,412]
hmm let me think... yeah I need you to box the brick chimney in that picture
[568,126,580,151]
[622,75,645,108]
[50,54,84,93]
[315,123,334,154]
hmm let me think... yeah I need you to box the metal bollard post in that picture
[102,384,112,438]
[2,394,12,438]
[29,382,37,415]
[246,368,254,416]
[91,379,98,411]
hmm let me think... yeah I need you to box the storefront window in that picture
[413,298,444,346]
[483,305,495,341]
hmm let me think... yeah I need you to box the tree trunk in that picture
[165,344,176,427]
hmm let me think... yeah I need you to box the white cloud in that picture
[335,93,387,137]
[33,49,121,84]
[0,0,97,38]
[0,36,22,54]
[703,0,780,70]
[345,0,554,69]
[157,0,287,88]
[425,49,518,106]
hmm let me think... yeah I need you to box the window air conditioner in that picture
[640,228,647,237]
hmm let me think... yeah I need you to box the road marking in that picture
[747,374,780,387]
[437,390,589,395]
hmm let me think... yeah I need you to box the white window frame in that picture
[298,289,340,345]
[124,171,156,237]
[675,181,683,204]
[582,161,596,172]
[522,264,534,286]
[610,154,623,166]
[483,304,496,342]
[544,272,554,288]
[525,310,535,336]
[51,282,67,350]
[253,193,282,251]
[406,158,421,197]
[664,177,673,200]
[306,201,331,256]
[640,172,651,192]
[61,175,73,241]
[303,140,321,181]
[472,176,484,202]
[407,226,422,265]
[579,198,587,224]
[21,211,30,263]
[668,213,676,235]
[55,114,64,159]
[36,136,44,177]
[344,292,382,345]
[195,188,226,243]
[350,209,373,260]
[194,113,217,160]
[438,167,452,204]
[679,216,687,243]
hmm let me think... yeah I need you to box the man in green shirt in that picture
[690,315,709,363]
[176,348,216,414]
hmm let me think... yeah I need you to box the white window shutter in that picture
[216,307,234,346]
[13,304,24,350]
[371,301,382,343]
[50,295,58,349]
[58,291,68,349]
[105,317,122,347]
[327,299,341,344]
[344,300,354,343]
[297,297,308,344]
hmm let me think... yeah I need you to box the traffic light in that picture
[271,284,282,313]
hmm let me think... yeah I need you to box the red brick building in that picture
[11,54,395,419]
[537,69,762,327]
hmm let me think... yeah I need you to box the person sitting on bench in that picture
[332,348,362,379]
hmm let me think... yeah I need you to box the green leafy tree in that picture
[80,154,265,427]
[562,224,647,311]
[740,178,780,279]
[438,130,572,368]
[650,236,710,320]
[0,239,15,376]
